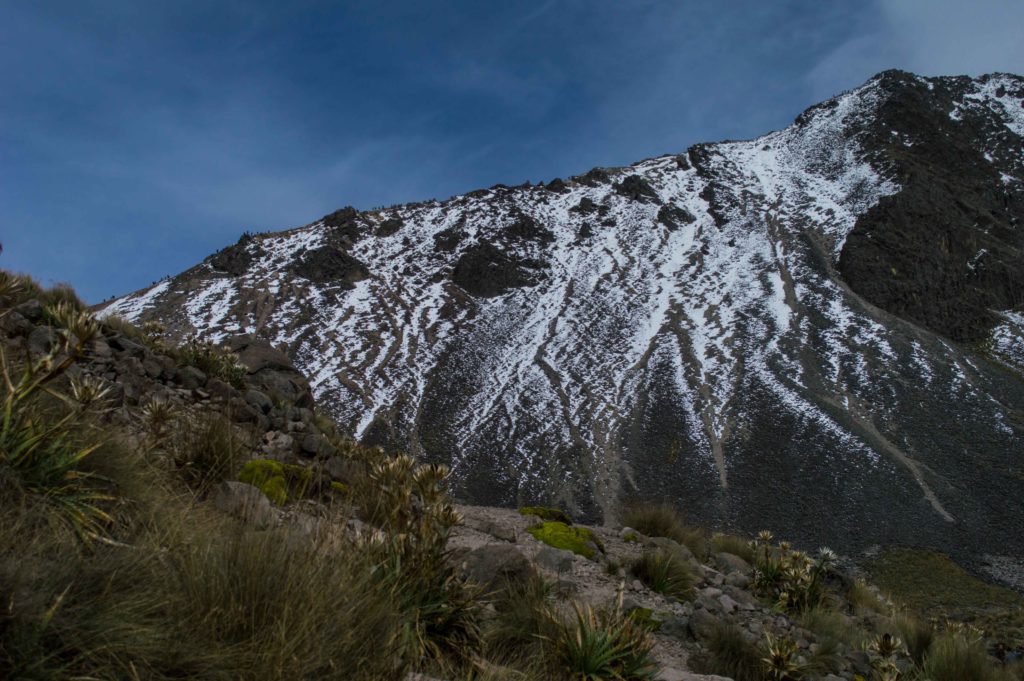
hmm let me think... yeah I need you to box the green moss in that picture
[281,463,314,498]
[623,532,639,543]
[238,459,288,505]
[237,459,318,506]
[526,521,600,559]
[518,506,572,524]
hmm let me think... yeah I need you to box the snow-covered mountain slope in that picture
[102,70,1024,561]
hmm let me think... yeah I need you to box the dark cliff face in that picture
[102,71,1024,565]
[840,71,1024,342]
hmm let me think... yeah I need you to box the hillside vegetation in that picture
[1,271,1022,680]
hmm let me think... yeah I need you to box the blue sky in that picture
[2,1,1022,302]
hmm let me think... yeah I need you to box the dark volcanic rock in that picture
[321,206,363,246]
[433,226,464,252]
[571,198,599,215]
[504,214,555,245]
[575,168,610,187]
[451,242,541,298]
[210,234,260,276]
[614,174,661,203]
[545,177,569,193]
[658,205,696,231]
[226,336,314,408]
[291,247,369,288]
[840,71,1024,342]
[376,217,404,237]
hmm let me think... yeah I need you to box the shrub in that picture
[761,632,806,680]
[358,454,481,667]
[847,578,890,615]
[0,306,112,543]
[485,573,558,658]
[178,336,247,388]
[690,621,763,681]
[622,503,706,558]
[170,412,247,494]
[921,632,1002,681]
[630,549,695,601]
[549,596,658,680]
[0,521,404,680]
[38,283,86,316]
[526,521,602,559]
[751,535,837,614]
[895,613,934,667]
[712,533,756,563]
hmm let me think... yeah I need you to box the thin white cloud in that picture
[808,0,1024,100]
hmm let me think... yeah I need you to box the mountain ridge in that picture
[101,70,1024,566]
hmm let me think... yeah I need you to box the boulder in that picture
[27,326,58,355]
[245,389,273,414]
[687,609,720,641]
[461,544,534,593]
[109,335,146,358]
[715,552,752,576]
[226,336,314,408]
[535,546,575,573]
[0,310,33,336]
[300,432,331,457]
[14,299,44,323]
[214,481,275,526]
[175,366,207,390]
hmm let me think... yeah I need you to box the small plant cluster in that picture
[555,593,659,681]
[0,294,113,543]
[177,335,247,388]
[629,548,695,601]
[356,453,481,667]
[622,502,707,558]
[751,531,838,613]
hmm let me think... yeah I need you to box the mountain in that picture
[101,70,1024,565]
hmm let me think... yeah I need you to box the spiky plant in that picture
[357,454,481,667]
[868,632,904,658]
[142,398,176,440]
[0,305,112,543]
[752,536,836,613]
[551,592,658,681]
[177,336,247,388]
[761,632,805,680]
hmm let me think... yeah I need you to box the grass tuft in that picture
[630,549,695,601]
[622,503,706,558]
[690,621,763,681]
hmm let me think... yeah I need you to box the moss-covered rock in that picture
[239,459,287,505]
[518,506,572,524]
[525,521,603,559]
[237,459,315,505]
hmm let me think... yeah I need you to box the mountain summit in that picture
[102,70,1024,563]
